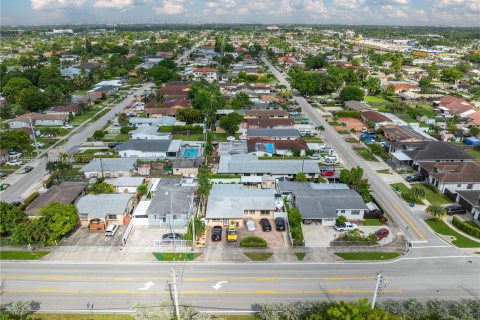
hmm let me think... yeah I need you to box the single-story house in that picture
[246,128,301,141]
[173,157,203,177]
[244,110,288,119]
[146,108,178,118]
[45,103,79,117]
[8,112,68,128]
[26,181,88,216]
[344,101,371,111]
[77,193,135,228]
[129,126,172,140]
[418,161,480,194]
[218,154,320,178]
[216,140,248,156]
[243,118,295,129]
[436,95,475,118]
[277,181,368,226]
[104,177,145,193]
[247,138,309,157]
[146,178,194,227]
[361,111,391,129]
[117,139,181,158]
[455,190,480,226]
[382,124,427,143]
[80,158,138,178]
[60,66,81,78]
[205,184,278,226]
[90,85,118,96]
[129,116,177,127]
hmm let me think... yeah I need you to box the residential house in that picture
[90,85,118,96]
[80,158,138,178]
[344,101,371,111]
[76,193,135,228]
[129,116,177,127]
[205,184,279,226]
[118,139,181,158]
[436,95,475,118]
[277,181,368,226]
[418,162,480,194]
[244,110,288,119]
[216,140,248,156]
[45,103,79,117]
[218,154,320,178]
[146,108,179,118]
[455,191,480,226]
[246,128,301,141]
[193,67,217,82]
[243,118,295,129]
[60,66,81,78]
[129,126,172,140]
[247,139,309,157]
[361,111,391,129]
[173,157,203,177]
[0,149,8,164]
[8,112,67,128]
[104,177,145,193]
[25,181,88,216]
[382,124,427,142]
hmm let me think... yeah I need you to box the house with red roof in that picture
[193,67,217,82]
[436,95,475,118]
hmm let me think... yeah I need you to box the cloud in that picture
[155,0,188,15]
[31,0,86,10]
[434,0,480,11]
[94,0,152,10]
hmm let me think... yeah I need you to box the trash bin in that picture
[409,201,415,207]
[188,252,194,260]
[155,253,163,261]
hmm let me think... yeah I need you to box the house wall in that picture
[148,214,189,227]
[429,176,480,193]
[337,209,367,221]
[206,209,274,226]
[115,186,138,193]
[120,150,168,158]
[173,167,199,177]
[8,120,29,129]
[36,119,65,126]
[83,170,133,178]
[473,208,480,226]
[131,133,171,140]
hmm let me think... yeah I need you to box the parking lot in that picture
[60,226,126,246]
[127,225,188,246]
[205,218,290,248]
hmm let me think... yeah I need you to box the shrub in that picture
[452,216,480,239]
[120,126,135,134]
[336,215,347,225]
[159,125,203,134]
[240,236,267,248]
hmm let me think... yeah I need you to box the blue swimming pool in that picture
[183,147,199,158]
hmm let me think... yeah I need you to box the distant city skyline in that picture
[0,0,479,27]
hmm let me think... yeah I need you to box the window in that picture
[244,210,255,215]
[135,215,148,219]
[457,184,462,187]
[80,214,88,221]
[339,210,345,214]
[351,210,361,215]
[467,184,473,190]
[107,214,117,220]
[260,210,270,215]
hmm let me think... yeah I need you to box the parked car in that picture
[260,218,272,232]
[162,233,182,240]
[31,142,45,148]
[302,219,313,225]
[334,222,358,232]
[5,160,22,166]
[374,228,390,240]
[24,166,33,173]
[321,169,335,177]
[406,173,425,182]
[61,124,73,129]
[446,205,466,216]
[275,217,286,231]
[0,170,7,178]
[244,218,256,231]
[0,184,9,191]
[108,142,122,148]
[309,154,321,160]
[8,151,22,158]
[105,224,119,237]
[10,200,22,207]
[211,226,222,242]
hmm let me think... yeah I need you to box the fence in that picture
[153,239,192,247]
[121,223,134,246]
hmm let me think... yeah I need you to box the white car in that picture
[6,160,22,166]
[61,125,73,129]
[334,222,358,232]
[8,151,22,158]
[31,142,45,148]
[244,218,256,231]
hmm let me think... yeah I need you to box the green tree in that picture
[418,77,431,91]
[89,181,115,194]
[183,216,205,242]
[440,67,463,83]
[118,113,130,127]
[18,87,50,112]
[176,108,203,124]
[340,85,364,101]
[426,204,446,220]
[137,184,148,196]
[426,64,439,78]
[147,65,180,82]
[38,66,64,89]
[38,202,79,246]
[219,112,243,135]
[230,91,253,110]
[304,54,326,69]
[468,126,480,137]
[323,299,397,320]
[157,59,177,70]
[363,77,382,95]
[5,300,33,320]
[0,130,32,152]
[0,202,27,236]
[2,77,34,104]
[408,185,426,202]
[294,172,307,182]
[93,130,106,140]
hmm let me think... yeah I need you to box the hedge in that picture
[19,192,40,210]
[240,236,267,248]
[452,216,480,239]
[159,125,203,134]
[335,111,361,118]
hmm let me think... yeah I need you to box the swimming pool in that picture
[183,147,199,158]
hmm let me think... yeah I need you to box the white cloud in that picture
[31,0,85,10]
[434,0,480,11]
[94,0,152,10]
[155,0,187,15]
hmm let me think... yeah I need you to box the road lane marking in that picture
[393,204,426,241]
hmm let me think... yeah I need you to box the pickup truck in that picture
[334,222,358,232]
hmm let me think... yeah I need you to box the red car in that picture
[374,228,389,240]
[321,170,335,177]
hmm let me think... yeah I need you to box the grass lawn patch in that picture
[336,130,350,135]
[27,314,133,320]
[0,251,49,260]
[114,133,130,141]
[376,169,392,174]
[390,183,424,205]
[295,252,306,261]
[355,147,379,162]
[153,252,202,261]
[417,183,452,205]
[335,252,400,260]
[302,137,324,143]
[345,138,358,143]
[240,236,267,248]
[365,96,389,103]
[398,114,419,124]
[425,219,480,248]
[466,149,480,161]
[362,219,385,226]
[244,252,273,261]
[71,109,100,124]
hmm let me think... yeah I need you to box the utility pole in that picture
[29,117,40,157]
[188,195,195,249]
[371,272,387,309]
[169,268,181,320]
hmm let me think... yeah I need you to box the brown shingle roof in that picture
[13,112,67,122]
[246,118,294,128]
[361,111,390,123]
[419,162,480,184]
[245,110,288,118]
[26,181,88,215]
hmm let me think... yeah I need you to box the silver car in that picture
[244,218,256,231]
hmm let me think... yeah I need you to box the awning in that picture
[391,151,411,161]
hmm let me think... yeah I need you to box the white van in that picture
[105,224,119,237]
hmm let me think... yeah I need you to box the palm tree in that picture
[316,125,325,133]
[426,204,446,220]
[408,185,426,202]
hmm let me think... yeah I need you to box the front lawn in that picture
[425,219,480,248]
[295,252,306,261]
[335,252,400,260]
[244,252,273,261]
[71,109,100,124]
[0,251,49,260]
[362,219,385,226]
[365,96,389,104]
[417,183,452,205]
[390,183,424,205]
[153,252,202,261]
[345,138,358,143]
[240,236,267,248]
[355,147,379,162]
[376,169,392,174]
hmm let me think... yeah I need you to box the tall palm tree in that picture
[426,204,446,220]
[408,185,426,202]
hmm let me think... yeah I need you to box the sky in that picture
[0,0,479,27]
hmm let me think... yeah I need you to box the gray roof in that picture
[26,181,88,215]
[118,139,181,153]
[344,101,371,111]
[146,178,194,217]
[76,194,133,218]
[217,140,248,156]
[206,184,276,219]
[247,128,301,138]
[129,116,177,126]
[104,177,144,187]
[456,190,480,208]
[173,157,203,169]
[277,181,367,219]
[392,141,474,161]
[130,126,171,137]
[218,154,320,175]
[80,158,137,173]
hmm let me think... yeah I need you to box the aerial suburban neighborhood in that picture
[0,1,479,319]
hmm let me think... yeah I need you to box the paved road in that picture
[261,58,463,252]
[0,83,154,203]
[1,257,478,312]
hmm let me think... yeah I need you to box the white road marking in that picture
[138,281,154,290]
[212,281,228,290]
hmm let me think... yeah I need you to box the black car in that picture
[275,217,286,231]
[406,173,425,182]
[162,233,182,240]
[108,142,122,148]
[211,226,222,242]
[24,166,33,173]
[0,170,7,178]
[10,200,22,207]
[260,218,272,232]
[446,205,466,216]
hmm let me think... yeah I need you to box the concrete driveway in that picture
[60,226,125,247]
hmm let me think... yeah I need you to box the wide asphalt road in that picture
[1,257,478,313]
[0,83,154,203]
[261,57,454,249]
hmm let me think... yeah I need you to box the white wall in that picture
[439,182,480,193]
[120,150,167,158]
[337,209,366,221]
